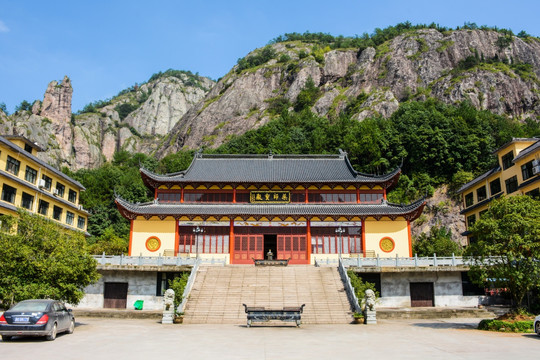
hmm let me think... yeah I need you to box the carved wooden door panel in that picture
[233,234,263,264]
[277,235,308,264]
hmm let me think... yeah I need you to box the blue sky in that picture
[1,0,539,113]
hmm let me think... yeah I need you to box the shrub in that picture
[168,272,190,308]
[478,319,533,332]
[347,271,379,308]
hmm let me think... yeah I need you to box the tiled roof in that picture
[457,166,501,194]
[115,196,425,221]
[141,153,401,184]
[513,139,540,162]
[0,135,85,190]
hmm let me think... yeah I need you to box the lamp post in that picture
[193,226,204,258]
[335,226,345,260]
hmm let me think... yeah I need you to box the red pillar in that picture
[229,219,235,264]
[128,220,134,256]
[407,220,413,257]
[361,219,366,257]
[306,219,312,263]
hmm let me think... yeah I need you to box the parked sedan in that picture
[535,315,540,337]
[0,299,75,341]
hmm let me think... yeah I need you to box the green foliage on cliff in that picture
[236,45,277,73]
[413,225,463,256]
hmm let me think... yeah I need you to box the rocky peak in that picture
[40,75,72,123]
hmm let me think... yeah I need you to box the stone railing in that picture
[338,259,361,313]
[177,258,202,314]
[319,254,483,268]
[92,254,227,267]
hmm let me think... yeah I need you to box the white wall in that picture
[377,271,482,307]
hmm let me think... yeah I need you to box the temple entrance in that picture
[264,234,277,260]
[232,226,309,264]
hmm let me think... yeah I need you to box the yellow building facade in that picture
[0,135,89,234]
[458,138,540,243]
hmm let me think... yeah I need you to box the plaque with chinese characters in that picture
[250,191,290,203]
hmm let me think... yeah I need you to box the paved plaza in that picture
[1,317,538,359]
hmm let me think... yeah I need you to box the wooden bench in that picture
[242,304,305,327]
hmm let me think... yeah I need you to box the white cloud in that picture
[0,20,9,33]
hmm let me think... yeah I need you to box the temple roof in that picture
[141,152,401,190]
[115,196,426,222]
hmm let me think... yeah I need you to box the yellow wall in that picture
[0,138,87,232]
[364,218,410,257]
[461,139,539,240]
[131,217,177,256]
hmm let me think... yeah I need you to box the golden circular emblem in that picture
[146,237,161,252]
[379,237,395,253]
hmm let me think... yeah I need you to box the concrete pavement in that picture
[1,317,538,359]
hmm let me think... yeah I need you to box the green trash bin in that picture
[134,300,144,310]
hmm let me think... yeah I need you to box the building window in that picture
[66,211,75,225]
[465,193,474,207]
[290,192,306,203]
[1,184,16,203]
[521,160,534,181]
[53,206,62,221]
[21,192,34,210]
[25,166,37,184]
[467,214,476,228]
[489,178,501,196]
[501,151,514,170]
[24,143,33,153]
[308,192,360,203]
[55,182,65,197]
[38,200,49,216]
[6,155,21,176]
[68,189,77,203]
[77,216,86,229]
[476,186,487,202]
[41,175,52,190]
[505,175,518,194]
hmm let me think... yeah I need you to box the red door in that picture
[277,235,308,264]
[233,234,263,264]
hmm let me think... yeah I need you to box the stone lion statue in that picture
[163,288,175,311]
[364,289,376,311]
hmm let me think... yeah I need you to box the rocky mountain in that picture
[1,72,214,169]
[156,28,540,156]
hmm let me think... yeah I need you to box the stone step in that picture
[182,265,353,324]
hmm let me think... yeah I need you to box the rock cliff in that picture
[2,72,214,169]
[156,29,540,156]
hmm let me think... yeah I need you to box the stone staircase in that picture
[182,265,353,324]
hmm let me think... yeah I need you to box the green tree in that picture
[15,100,32,112]
[0,102,8,115]
[413,225,463,256]
[466,195,540,309]
[88,227,128,255]
[0,211,100,308]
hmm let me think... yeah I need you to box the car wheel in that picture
[1,335,13,341]
[67,319,75,334]
[536,322,540,336]
[46,323,57,341]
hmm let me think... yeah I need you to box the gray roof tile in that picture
[141,153,400,184]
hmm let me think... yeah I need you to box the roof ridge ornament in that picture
[269,150,273,159]
[338,149,347,159]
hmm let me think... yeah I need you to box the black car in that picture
[0,299,75,341]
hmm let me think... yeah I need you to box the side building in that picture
[457,138,540,243]
[0,135,89,234]
[115,151,426,264]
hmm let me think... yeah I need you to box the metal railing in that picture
[92,254,227,267]
[338,259,361,313]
